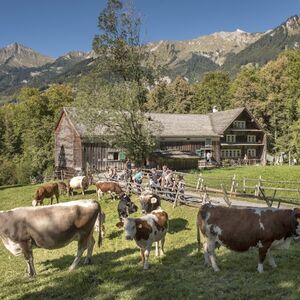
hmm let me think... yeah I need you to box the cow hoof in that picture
[213,268,220,272]
[143,264,149,270]
[84,258,92,265]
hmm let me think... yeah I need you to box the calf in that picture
[116,208,168,270]
[58,181,67,195]
[0,200,102,277]
[139,190,161,214]
[117,193,138,220]
[95,181,124,200]
[197,203,300,273]
[32,182,59,206]
[68,176,89,196]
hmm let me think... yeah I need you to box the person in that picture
[149,168,159,187]
[206,151,212,164]
[134,168,143,185]
[243,154,248,165]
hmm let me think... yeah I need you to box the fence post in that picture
[221,184,232,207]
[255,176,262,196]
[243,177,246,193]
[173,189,180,208]
[230,174,236,193]
[202,185,210,204]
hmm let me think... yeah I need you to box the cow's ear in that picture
[116,221,124,228]
[294,208,300,219]
[150,197,157,204]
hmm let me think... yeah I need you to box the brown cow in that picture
[0,200,102,276]
[139,190,161,214]
[95,181,124,200]
[116,207,168,270]
[58,181,67,195]
[32,183,59,206]
[197,203,300,273]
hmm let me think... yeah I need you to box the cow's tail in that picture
[97,209,103,247]
[196,210,202,253]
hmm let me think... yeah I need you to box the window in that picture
[221,149,241,158]
[205,139,212,147]
[107,152,119,161]
[247,149,256,158]
[226,135,236,143]
[247,135,256,143]
[233,120,246,129]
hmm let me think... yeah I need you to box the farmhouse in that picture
[55,107,267,172]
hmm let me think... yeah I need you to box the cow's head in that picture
[116,218,136,240]
[32,200,38,207]
[139,191,161,214]
[119,193,138,214]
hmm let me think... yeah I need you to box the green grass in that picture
[1,181,300,299]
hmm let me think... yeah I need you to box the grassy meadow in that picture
[0,166,300,299]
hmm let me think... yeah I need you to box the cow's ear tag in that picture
[116,222,124,228]
[150,197,157,204]
[138,224,143,229]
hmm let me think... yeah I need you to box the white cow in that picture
[68,176,89,196]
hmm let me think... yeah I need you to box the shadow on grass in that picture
[0,184,27,190]
[168,217,189,234]
[107,229,123,239]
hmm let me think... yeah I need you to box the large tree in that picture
[77,0,159,165]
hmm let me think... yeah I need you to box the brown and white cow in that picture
[68,176,89,196]
[95,181,124,200]
[116,208,168,270]
[58,181,67,195]
[197,203,300,273]
[32,182,59,206]
[139,190,161,214]
[0,200,102,277]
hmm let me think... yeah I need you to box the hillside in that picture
[1,15,300,102]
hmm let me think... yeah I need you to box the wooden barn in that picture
[54,107,267,173]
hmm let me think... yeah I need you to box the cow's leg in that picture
[140,248,145,265]
[21,242,36,277]
[207,238,219,272]
[155,241,159,256]
[160,236,166,256]
[202,241,211,267]
[82,188,85,195]
[97,190,103,201]
[50,196,53,205]
[267,249,277,268]
[143,247,151,270]
[84,235,95,265]
[257,243,271,273]
[69,239,88,270]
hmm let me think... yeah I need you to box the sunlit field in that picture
[1,169,300,299]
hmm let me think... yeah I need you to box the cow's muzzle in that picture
[125,235,133,240]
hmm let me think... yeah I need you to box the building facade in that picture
[54,107,267,172]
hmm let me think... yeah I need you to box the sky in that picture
[0,0,300,58]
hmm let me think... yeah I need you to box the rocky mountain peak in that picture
[0,43,54,68]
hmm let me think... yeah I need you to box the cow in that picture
[0,200,102,277]
[139,190,161,214]
[58,181,67,195]
[95,181,124,200]
[117,193,138,220]
[197,203,300,273]
[116,208,168,270]
[32,182,59,206]
[67,176,89,196]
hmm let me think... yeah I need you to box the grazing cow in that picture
[116,208,168,270]
[58,181,67,195]
[68,176,89,196]
[117,193,138,220]
[0,200,102,277]
[95,181,124,200]
[197,203,300,273]
[32,183,59,206]
[139,190,161,214]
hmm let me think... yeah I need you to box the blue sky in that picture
[0,0,299,57]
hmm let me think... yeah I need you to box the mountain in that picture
[223,15,300,74]
[1,15,300,102]
[0,43,54,68]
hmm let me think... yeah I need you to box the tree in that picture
[77,0,158,165]
[192,71,231,113]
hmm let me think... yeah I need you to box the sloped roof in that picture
[147,113,218,137]
[58,107,252,138]
[208,107,245,134]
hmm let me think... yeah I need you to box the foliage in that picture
[192,71,231,113]
[0,84,74,185]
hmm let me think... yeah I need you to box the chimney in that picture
[212,106,218,113]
